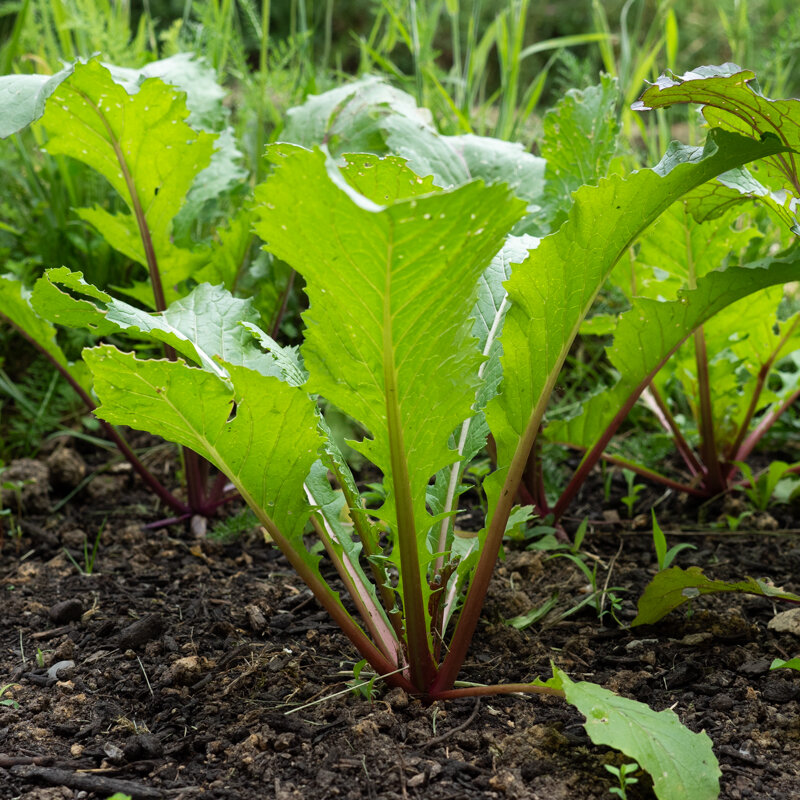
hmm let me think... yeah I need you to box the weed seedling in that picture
[620,469,644,518]
[651,511,695,571]
[736,460,799,511]
[605,761,640,799]
[63,518,105,576]
[0,683,20,709]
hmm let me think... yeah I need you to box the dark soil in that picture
[1,446,800,800]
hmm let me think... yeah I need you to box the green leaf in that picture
[770,658,800,672]
[487,128,790,473]
[103,53,228,130]
[546,256,800,454]
[632,566,800,627]
[84,346,320,542]
[37,59,216,300]
[633,65,800,229]
[634,202,761,301]
[0,66,75,138]
[538,75,621,230]
[33,270,285,379]
[543,667,720,800]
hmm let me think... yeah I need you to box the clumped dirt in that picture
[1,446,800,799]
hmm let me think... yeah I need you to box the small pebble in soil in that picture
[49,598,83,624]
[117,613,164,649]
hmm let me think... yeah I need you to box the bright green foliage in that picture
[253,145,526,654]
[32,270,282,379]
[537,74,621,231]
[634,65,800,230]
[32,59,215,303]
[543,667,720,800]
[632,566,800,627]
[487,129,789,476]
[771,658,800,672]
[86,346,320,539]
[736,460,800,510]
[546,258,800,456]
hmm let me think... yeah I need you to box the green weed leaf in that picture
[544,667,720,800]
[632,566,800,626]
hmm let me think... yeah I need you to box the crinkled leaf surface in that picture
[32,270,283,379]
[537,75,621,231]
[84,347,320,545]
[280,77,545,204]
[37,59,215,299]
[632,566,800,627]
[543,667,720,800]
[547,256,800,452]
[634,65,800,228]
[487,128,790,472]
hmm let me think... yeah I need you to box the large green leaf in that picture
[547,257,800,454]
[632,566,800,627]
[36,59,216,300]
[253,145,526,671]
[537,75,621,231]
[84,346,327,589]
[32,269,284,379]
[486,129,790,473]
[634,65,800,230]
[543,667,720,800]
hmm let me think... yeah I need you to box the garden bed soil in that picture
[1,447,800,799]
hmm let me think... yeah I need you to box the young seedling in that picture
[651,510,696,571]
[605,761,640,799]
[0,683,20,709]
[620,469,644,518]
[735,460,799,511]
[63,518,105,576]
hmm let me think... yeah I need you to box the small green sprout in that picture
[0,683,20,709]
[605,760,640,799]
[651,511,695,571]
[620,470,644,518]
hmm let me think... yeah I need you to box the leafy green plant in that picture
[0,56,250,520]
[37,76,800,794]
[7,52,800,793]
[542,66,800,521]
[605,760,640,800]
[620,469,644,518]
[735,459,800,510]
[651,510,696,571]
